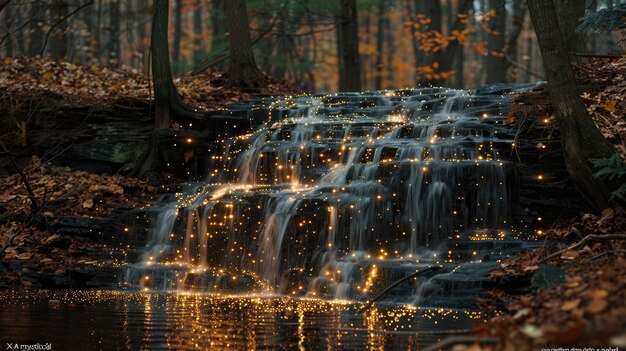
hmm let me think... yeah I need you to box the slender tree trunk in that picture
[338,0,361,91]
[49,1,68,59]
[385,14,395,88]
[4,5,12,57]
[192,0,203,65]
[225,0,266,89]
[335,18,346,90]
[403,0,420,87]
[152,0,175,128]
[109,0,120,66]
[505,0,527,82]
[527,0,616,211]
[485,0,506,83]
[438,0,472,83]
[173,0,183,64]
[210,0,225,53]
[417,0,442,86]
[28,1,45,56]
[375,0,385,90]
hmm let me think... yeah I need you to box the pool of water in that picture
[0,290,483,350]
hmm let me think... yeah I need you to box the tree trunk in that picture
[4,4,12,57]
[416,0,442,86]
[527,0,615,211]
[225,0,265,90]
[554,0,586,56]
[152,0,175,129]
[192,0,203,65]
[385,13,395,88]
[375,0,385,90]
[437,0,472,85]
[505,0,526,81]
[28,1,45,56]
[210,0,225,52]
[135,0,209,176]
[173,0,183,64]
[109,0,120,66]
[338,0,361,92]
[485,0,506,83]
[49,1,68,59]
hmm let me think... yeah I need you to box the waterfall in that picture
[125,86,532,303]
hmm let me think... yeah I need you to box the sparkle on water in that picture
[0,290,483,350]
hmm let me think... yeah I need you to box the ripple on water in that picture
[0,290,483,350]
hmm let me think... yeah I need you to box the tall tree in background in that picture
[504,0,527,81]
[527,0,615,210]
[225,0,266,89]
[193,0,203,64]
[374,0,386,90]
[485,0,506,83]
[417,1,442,86]
[173,0,183,64]
[554,0,586,56]
[338,0,361,91]
[49,1,68,59]
[28,1,45,56]
[109,0,120,66]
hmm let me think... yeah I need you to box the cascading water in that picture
[125,86,537,305]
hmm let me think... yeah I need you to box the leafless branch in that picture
[40,0,94,56]
[540,233,626,263]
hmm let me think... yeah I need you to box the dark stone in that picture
[532,264,565,290]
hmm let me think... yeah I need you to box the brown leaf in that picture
[586,299,608,314]
[560,250,580,260]
[16,252,32,260]
[82,198,94,209]
[561,299,581,311]
[0,194,17,203]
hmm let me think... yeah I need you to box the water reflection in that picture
[0,291,481,350]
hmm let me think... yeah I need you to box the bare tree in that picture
[337,0,361,91]
[225,0,266,89]
[527,0,616,210]
[485,0,506,83]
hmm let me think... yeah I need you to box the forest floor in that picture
[0,57,301,288]
[450,57,626,350]
[1,57,625,348]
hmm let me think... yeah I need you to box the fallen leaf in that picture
[560,250,580,260]
[0,194,16,202]
[561,299,581,311]
[17,252,32,260]
[82,198,94,208]
[520,324,544,339]
[586,299,608,314]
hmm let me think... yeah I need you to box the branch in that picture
[585,249,626,262]
[505,54,546,80]
[568,52,624,59]
[422,336,498,351]
[187,6,282,76]
[0,140,39,214]
[540,233,626,263]
[40,0,94,56]
[0,0,10,13]
[361,266,441,310]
